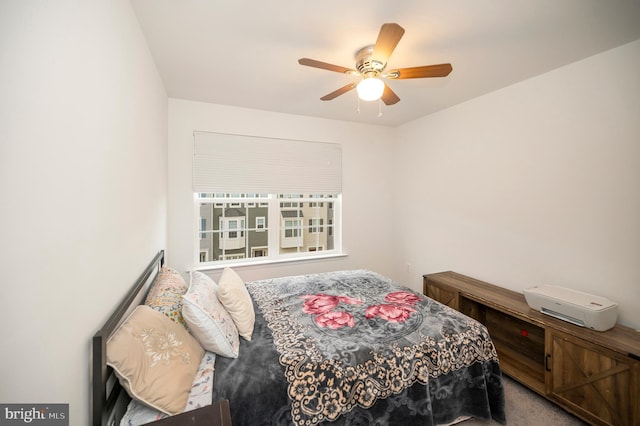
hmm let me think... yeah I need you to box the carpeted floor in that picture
[461,375,588,426]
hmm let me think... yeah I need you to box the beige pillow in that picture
[107,305,204,415]
[217,267,255,341]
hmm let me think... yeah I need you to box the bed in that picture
[92,251,505,426]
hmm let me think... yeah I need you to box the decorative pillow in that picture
[145,266,188,328]
[106,305,204,415]
[182,271,240,358]
[120,351,216,425]
[217,267,255,341]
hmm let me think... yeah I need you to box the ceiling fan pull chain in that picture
[378,99,383,117]
[356,96,361,114]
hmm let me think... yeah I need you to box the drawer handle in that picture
[545,353,551,372]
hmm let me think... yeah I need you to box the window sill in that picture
[191,252,348,273]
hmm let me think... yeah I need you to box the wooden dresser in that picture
[423,271,640,426]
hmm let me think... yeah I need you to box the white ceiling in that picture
[130,0,640,127]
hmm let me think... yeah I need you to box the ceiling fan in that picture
[298,23,452,106]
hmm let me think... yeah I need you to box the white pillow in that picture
[182,271,240,358]
[217,267,255,341]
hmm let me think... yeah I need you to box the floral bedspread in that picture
[212,270,505,426]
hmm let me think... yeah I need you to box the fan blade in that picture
[298,58,356,74]
[371,23,405,64]
[381,83,400,105]
[320,82,357,101]
[387,63,453,79]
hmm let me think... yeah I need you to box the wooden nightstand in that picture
[148,400,231,425]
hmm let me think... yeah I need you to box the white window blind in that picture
[193,132,342,194]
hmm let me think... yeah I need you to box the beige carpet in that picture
[461,375,588,426]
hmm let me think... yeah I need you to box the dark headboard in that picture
[91,250,165,426]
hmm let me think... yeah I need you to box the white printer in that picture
[523,285,618,331]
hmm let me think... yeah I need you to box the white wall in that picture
[168,99,396,283]
[392,40,640,329]
[0,1,168,425]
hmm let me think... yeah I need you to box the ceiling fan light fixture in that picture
[356,77,384,101]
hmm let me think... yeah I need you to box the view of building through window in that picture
[197,193,338,264]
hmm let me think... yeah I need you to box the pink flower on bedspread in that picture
[384,291,422,306]
[365,304,416,323]
[314,311,355,329]
[301,293,363,315]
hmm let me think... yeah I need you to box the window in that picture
[252,247,268,257]
[309,218,324,233]
[197,193,339,265]
[193,132,342,267]
[200,218,207,239]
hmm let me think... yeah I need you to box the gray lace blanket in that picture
[212,270,505,425]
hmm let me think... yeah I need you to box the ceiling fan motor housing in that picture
[355,45,385,78]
